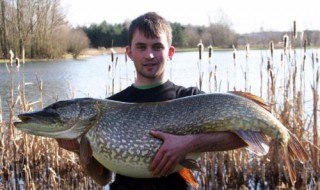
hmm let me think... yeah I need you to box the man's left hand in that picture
[148,131,192,177]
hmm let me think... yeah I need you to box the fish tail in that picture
[282,132,309,185]
[288,131,309,163]
[282,147,296,185]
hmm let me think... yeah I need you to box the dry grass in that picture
[1,28,320,189]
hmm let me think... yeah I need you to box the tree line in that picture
[1,0,319,60]
[0,0,89,59]
[82,21,320,50]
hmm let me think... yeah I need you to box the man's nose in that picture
[145,48,154,59]
[148,52,154,59]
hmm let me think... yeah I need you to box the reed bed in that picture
[1,28,320,189]
[195,29,319,189]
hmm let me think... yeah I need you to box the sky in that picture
[60,0,319,34]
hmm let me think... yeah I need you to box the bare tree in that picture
[67,28,90,58]
[0,0,70,59]
[207,9,237,48]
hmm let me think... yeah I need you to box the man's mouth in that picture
[143,63,157,70]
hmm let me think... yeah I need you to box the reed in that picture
[197,40,204,90]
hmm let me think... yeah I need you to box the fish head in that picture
[14,98,100,139]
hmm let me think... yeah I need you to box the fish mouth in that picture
[15,111,60,127]
[14,111,85,139]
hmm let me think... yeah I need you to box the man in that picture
[58,12,247,189]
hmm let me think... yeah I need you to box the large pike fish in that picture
[14,92,308,184]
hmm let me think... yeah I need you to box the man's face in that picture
[127,30,174,83]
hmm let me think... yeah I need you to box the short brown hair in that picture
[128,12,172,46]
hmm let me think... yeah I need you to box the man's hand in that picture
[148,130,247,177]
[148,131,192,177]
[56,139,80,154]
[56,138,113,186]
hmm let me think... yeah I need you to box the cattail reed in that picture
[9,49,14,66]
[125,50,128,63]
[15,57,20,71]
[22,46,25,64]
[196,40,204,90]
[304,39,307,54]
[111,48,116,62]
[232,44,236,64]
[283,34,289,55]
[270,41,274,59]
[208,45,213,60]
[207,45,213,92]
[198,40,204,60]
[293,20,297,39]
[0,97,2,123]
[245,43,250,59]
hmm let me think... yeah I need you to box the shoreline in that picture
[0,47,126,64]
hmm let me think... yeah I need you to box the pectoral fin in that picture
[179,158,202,171]
[235,130,270,156]
[179,168,199,189]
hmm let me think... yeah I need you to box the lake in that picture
[0,48,318,120]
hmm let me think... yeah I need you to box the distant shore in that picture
[0,47,127,64]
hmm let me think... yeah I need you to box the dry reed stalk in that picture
[9,50,14,67]
[232,44,236,66]
[208,45,213,61]
[232,45,237,90]
[22,46,25,64]
[244,43,250,92]
[260,53,264,97]
[267,58,276,111]
[283,34,289,55]
[311,62,319,173]
[0,97,2,124]
[207,45,213,92]
[270,41,274,60]
[197,40,204,90]
[293,21,297,39]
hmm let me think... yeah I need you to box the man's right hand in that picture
[56,138,114,186]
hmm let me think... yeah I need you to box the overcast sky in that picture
[60,0,319,34]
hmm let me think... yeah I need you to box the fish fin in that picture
[179,168,199,189]
[179,159,202,171]
[287,131,309,163]
[229,91,271,112]
[235,130,270,156]
[79,136,93,167]
[282,132,309,185]
[281,147,297,185]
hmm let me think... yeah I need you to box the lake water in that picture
[0,48,319,119]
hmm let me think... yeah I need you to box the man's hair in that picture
[128,12,172,46]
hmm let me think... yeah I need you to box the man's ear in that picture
[168,46,175,60]
[126,46,132,60]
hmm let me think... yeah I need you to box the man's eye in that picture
[153,45,163,51]
[136,45,146,50]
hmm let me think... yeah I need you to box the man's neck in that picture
[134,77,168,89]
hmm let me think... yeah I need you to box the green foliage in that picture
[82,21,128,48]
